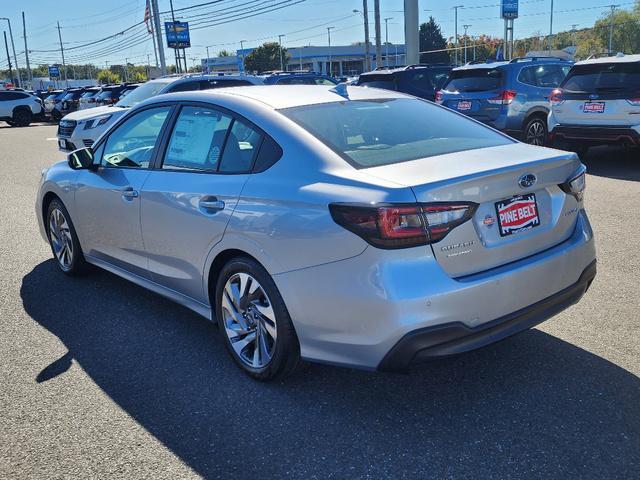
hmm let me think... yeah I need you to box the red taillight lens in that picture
[435,90,443,104]
[487,90,517,105]
[329,202,477,249]
[626,98,640,106]
[550,88,564,105]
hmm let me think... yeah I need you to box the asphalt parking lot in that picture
[0,122,638,479]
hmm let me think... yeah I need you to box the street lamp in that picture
[124,58,129,82]
[353,6,371,72]
[384,17,392,67]
[327,26,334,76]
[0,17,21,87]
[278,34,285,71]
[463,24,471,64]
[452,5,464,66]
[239,40,247,73]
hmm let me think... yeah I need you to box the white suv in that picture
[0,90,43,127]
[548,53,640,154]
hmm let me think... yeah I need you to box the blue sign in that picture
[48,65,60,78]
[165,21,191,49]
[501,0,518,19]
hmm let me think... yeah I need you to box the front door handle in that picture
[121,187,139,200]
[199,197,225,213]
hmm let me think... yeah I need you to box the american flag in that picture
[144,0,154,34]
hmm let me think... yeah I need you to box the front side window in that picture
[281,98,512,169]
[101,106,171,168]
[219,119,262,173]
[163,106,232,171]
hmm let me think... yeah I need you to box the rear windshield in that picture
[357,75,396,90]
[81,91,98,98]
[62,91,82,100]
[280,98,512,169]
[561,62,640,94]
[443,68,503,93]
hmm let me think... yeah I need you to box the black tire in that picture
[12,108,32,127]
[214,257,303,381]
[46,198,88,276]
[523,116,548,146]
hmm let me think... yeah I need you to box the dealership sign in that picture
[48,65,60,78]
[165,21,191,48]
[501,0,518,19]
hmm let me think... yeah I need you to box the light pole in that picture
[124,58,129,82]
[463,25,471,64]
[384,17,392,67]
[608,5,619,54]
[353,5,371,72]
[240,40,246,73]
[327,26,334,76]
[205,46,210,73]
[548,0,554,53]
[1,17,21,87]
[453,6,464,66]
[278,34,285,71]
[571,24,579,46]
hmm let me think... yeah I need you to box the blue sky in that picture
[1,0,634,68]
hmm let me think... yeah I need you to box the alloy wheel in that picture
[221,273,277,369]
[49,208,74,270]
[525,120,546,146]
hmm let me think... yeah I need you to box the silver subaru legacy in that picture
[36,85,596,380]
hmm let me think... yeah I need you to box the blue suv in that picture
[437,57,572,146]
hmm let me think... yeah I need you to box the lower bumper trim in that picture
[378,260,597,372]
[551,126,640,145]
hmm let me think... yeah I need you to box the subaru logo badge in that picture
[518,173,537,189]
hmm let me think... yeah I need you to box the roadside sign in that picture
[165,21,191,49]
[48,65,60,78]
[501,0,518,19]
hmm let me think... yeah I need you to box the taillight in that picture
[329,202,477,249]
[626,98,640,106]
[550,88,564,105]
[487,90,517,105]
[435,90,443,104]
[559,167,586,202]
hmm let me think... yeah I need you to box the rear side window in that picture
[534,65,567,87]
[219,119,262,173]
[0,91,28,101]
[430,68,451,90]
[518,66,537,86]
[167,80,200,93]
[562,62,640,94]
[163,106,232,171]
[200,79,253,89]
[276,77,316,85]
[253,136,283,172]
[444,68,503,92]
[358,75,396,90]
[281,98,512,169]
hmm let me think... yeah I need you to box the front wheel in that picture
[46,199,87,275]
[12,109,32,127]
[523,117,548,146]
[215,257,302,381]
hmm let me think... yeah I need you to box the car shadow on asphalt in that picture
[21,260,640,479]
[581,146,640,182]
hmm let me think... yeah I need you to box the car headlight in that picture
[83,114,112,130]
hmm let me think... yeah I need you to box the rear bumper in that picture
[550,125,640,145]
[379,259,596,371]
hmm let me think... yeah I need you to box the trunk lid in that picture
[364,143,582,277]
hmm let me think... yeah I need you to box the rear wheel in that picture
[46,199,87,275]
[215,257,302,381]
[12,109,32,127]
[523,116,547,146]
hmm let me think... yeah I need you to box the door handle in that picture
[199,197,225,212]
[121,187,139,200]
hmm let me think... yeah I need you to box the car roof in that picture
[167,74,264,85]
[453,61,510,71]
[575,53,640,66]
[360,64,452,77]
[146,84,410,110]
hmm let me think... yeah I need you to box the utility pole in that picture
[548,0,554,53]
[362,1,371,71]
[473,35,476,61]
[1,18,21,87]
[205,46,210,73]
[384,17,392,66]
[150,0,166,75]
[608,5,619,54]
[571,24,579,46]
[147,54,151,79]
[3,31,14,85]
[278,34,285,71]
[327,27,334,75]
[22,12,31,89]
[404,0,419,66]
[124,58,129,82]
[56,21,68,88]
[453,6,463,66]
[374,0,382,68]
[240,40,246,73]
[463,25,471,64]
[169,0,181,73]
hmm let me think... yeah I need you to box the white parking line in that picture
[45,138,57,141]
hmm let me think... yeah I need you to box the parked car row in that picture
[43,83,141,120]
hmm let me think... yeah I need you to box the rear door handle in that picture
[199,197,225,213]
[121,187,139,200]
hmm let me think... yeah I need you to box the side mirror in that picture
[67,147,96,170]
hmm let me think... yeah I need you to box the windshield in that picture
[443,68,503,93]
[62,91,81,100]
[562,62,640,94]
[81,91,98,98]
[115,80,171,107]
[96,90,114,100]
[281,98,512,169]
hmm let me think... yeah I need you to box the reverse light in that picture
[487,90,517,105]
[550,88,565,105]
[435,90,443,104]
[329,202,477,249]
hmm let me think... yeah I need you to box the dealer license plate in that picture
[495,193,540,237]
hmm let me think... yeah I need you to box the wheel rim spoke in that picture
[49,208,73,269]
[222,272,277,369]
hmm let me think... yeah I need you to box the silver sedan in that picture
[36,85,596,380]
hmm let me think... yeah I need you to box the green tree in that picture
[419,17,450,64]
[218,49,233,57]
[244,42,290,73]
[593,9,640,54]
[97,69,121,84]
